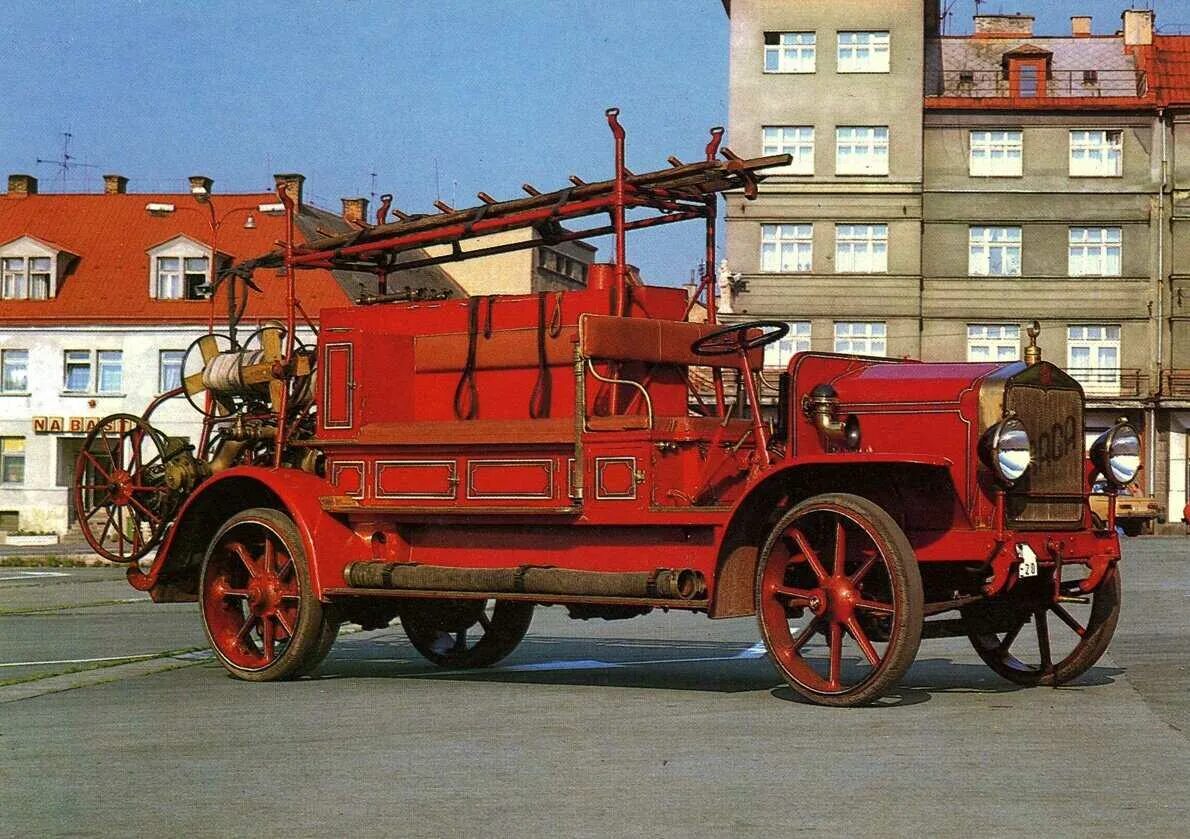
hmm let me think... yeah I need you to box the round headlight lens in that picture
[981,417,1031,484]
[1092,423,1141,485]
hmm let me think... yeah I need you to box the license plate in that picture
[1016,544,1039,578]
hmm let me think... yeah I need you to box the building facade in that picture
[724,1,1190,528]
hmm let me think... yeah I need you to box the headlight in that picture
[1091,422,1140,486]
[980,417,1031,484]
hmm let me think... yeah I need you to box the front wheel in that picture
[962,565,1121,687]
[199,507,334,681]
[755,493,924,707]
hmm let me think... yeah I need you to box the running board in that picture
[323,586,709,611]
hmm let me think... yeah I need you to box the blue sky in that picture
[0,1,1182,285]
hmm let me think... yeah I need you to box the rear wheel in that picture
[401,599,533,668]
[199,507,334,681]
[962,565,1121,687]
[755,493,923,707]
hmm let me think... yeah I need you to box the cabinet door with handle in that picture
[322,341,356,430]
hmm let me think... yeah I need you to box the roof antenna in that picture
[36,131,99,191]
[369,171,377,202]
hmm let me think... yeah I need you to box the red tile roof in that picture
[0,191,351,325]
[1149,35,1190,106]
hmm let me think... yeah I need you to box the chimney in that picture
[1071,16,1092,37]
[188,175,214,201]
[974,14,1034,37]
[1122,9,1154,46]
[7,174,37,196]
[341,197,369,225]
[103,174,129,194]
[273,173,305,211]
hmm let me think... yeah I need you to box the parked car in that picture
[1090,481,1161,536]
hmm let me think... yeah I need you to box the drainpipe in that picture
[1150,109,1168,498]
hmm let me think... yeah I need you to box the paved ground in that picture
[0,540,1186,838]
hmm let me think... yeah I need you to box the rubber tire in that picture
[755,492,924,707]
[294,607,340,677]
[963,565,1122,687]
[199,507,331,682]
[402,600,534,668]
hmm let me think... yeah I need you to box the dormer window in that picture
[147,235,216,300]
[154,256,209,299]
[0,236,65,299]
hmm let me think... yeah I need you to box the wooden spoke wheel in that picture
[961,565,1121,687]
[72,413,177,563]
[755,493,924,707]
[199,508,335,681]
[401,599,534,668]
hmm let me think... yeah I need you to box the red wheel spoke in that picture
[235,613,259,646]
[221,587,249,599]
[261,616,275,660]
[791,617,821,653]
[96,511,114,546]
[1050,603,1086,638]
[99,428,118,466]
[855,598,894,615]
[789,528,828,582]
[827,622,843,689]
[275,554,294,581]
[274,610,295,639]
[846,617,881,666]
[997,616,1027,654]
[115,507,126,557]
[772,584,816,604]
[832,520,846,578]
[82,451,114,482]
[226,542,260,578]
[1035,609,1053,672]
[125,494,161,524]
[851,554,878,585]
[263,538,276,575]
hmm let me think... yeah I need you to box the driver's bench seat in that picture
[577,315,764,429]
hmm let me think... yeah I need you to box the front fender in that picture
[709,455,959,618]
[128,466,368,601]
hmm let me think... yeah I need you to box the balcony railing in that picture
[1067,368,1146,399]
[1163,370,1190,398]
[932,69,1147,99]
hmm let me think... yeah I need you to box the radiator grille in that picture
[1004,383,1084,528]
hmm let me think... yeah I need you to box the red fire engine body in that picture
[74,112,1128,706]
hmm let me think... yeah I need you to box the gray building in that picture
[723,1,1190,527]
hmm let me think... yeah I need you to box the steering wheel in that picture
[690,320,790,357]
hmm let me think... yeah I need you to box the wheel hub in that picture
[246,575,281,616]
[108,469,134,504]
[812,576,860,622]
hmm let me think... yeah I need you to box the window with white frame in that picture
[28,257,51,299]
[837,31,889,73]
[153,254,209,300]
[159,350,184,392]
[969,130,1023,177]
[762,126,814,175]
[760,224,813,272]
[968,227,1022,276]
[63,350,122,394]
[834,321,886,356]
[835,224,888,273]
[764,32,815,73]
[764,321,812,369]
[2,258,27,299]
[966,324,1020,362]
[0,437,24,484]
[1069,130,1122,177]
[835,126,889,175]
[1,349,28,393]
[155,257,183,299]
[1067,324,1121,395]
[1068,227,1121,277]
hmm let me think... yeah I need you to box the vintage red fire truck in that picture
[74,111,1132,706]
